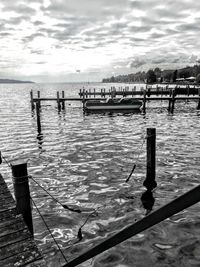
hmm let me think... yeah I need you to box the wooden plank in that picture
[0,173,46,266]
[0,228,31,248]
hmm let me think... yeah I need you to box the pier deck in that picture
[0,173,46,267]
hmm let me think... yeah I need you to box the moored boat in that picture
[84,97,143,113]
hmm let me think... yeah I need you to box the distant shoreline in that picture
[0,79,34,84]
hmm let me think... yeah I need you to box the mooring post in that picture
[82,89,86,110]
[30,90,35,111]
[142,88,146,113]
[167,89,172,112]
[37,91,41,109]
[62,91,65,110]
[36,101,41,133]
[170,89,176,114]
[57,91,61,112]
[197,88,200,110]
[11,159,33,236]
[143,128,157,190]
[94,88,96,98]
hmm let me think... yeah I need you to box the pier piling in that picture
[197,88,200,109]
[143,128,157,190]
[62,91,65,110]
[30,90,35,111]
[11,160,33,235]
[36,101,41,133]
[142,89,146,113]
[57,91,61,112]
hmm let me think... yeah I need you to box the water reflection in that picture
[141,190,155,215]
[37,133,43,150]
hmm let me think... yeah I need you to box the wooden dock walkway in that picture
[0,173,46,267]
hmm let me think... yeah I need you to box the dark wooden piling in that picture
[30,90,35,111]
[143,128,157,190]
[142,89,146,113]
[11,160,33,236]
[37,91,41,108]
[57,91,61,112]
[62,91,65,110]
[197,88,200,110]
[170,89,176,114]
[168,89,172,112]
[36,101,41,134]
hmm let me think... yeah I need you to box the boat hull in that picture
[84,99,143,113]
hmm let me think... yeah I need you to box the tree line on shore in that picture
[102,64,200,84]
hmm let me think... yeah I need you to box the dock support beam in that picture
[197,89,200,110]
[62,91,65,110]
[36,101,41,134]
[57,91,61,112]
[170,89,176,114]
[143,128,157,190]
[142,89,146,113]
[11,160,33,236]
[30,90,35,111]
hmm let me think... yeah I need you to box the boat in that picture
[83,97,143,113]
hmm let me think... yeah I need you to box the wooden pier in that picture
[30,84,200,114]
[0,173,46,267]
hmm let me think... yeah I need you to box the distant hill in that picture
[0,79,34,84]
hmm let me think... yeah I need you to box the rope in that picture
[126,134,146,183]
[0,151,11,167]
[29,176,82,213]
[31,197,68,264]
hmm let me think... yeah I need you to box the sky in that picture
[0,0,200,82]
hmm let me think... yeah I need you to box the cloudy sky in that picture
[0,0,200,82]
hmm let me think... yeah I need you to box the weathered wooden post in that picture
[36,101,41,133]
[143,128,157,190]
[37,91,41,109]
[11,159,33,235]
[82,89,86,111]
[197,88,200,110]
[142,88,146,113]
[89,89,91,98]
[30,90,35,111]
[168,89,172,112]
[57,91,61,112]
[170,89,176,114]
[94,88,96,98]
[62,91,65,110]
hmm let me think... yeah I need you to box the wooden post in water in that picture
[36,101,41,133]
[143,128,157,190]
[142,89,146,113]
[57,91,61,112]
[11,159,33,236]
[94,88,96,98]
[30,90,35,111]
[170,89,176,114]
[37,91,41,108]
[168,89,172,112]
[197,88,200,109]
[62,91,65,110]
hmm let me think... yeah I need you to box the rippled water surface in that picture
[0,83,200,267]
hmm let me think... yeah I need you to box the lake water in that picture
[0,82,200,267]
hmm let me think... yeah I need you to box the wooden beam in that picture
[63,185,200,267]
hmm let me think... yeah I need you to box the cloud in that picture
[0,0,200,82]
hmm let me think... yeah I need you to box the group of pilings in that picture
[30,85,200,115]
